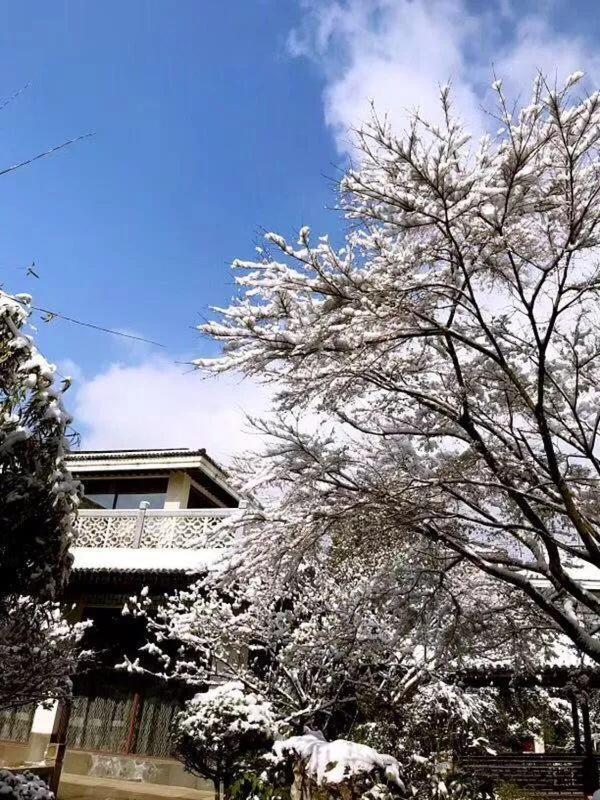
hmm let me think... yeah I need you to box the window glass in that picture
[82,477,168,510]
[83,493,115,509]
[114,491,165,510]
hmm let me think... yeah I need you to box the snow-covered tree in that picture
[0,597,87,712]
[0,290,83,710]
[126,538,573,800]
[200,72,600,662]
[125,549,558,737]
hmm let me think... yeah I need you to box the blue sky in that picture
[0,1,342,368]
[2,0,600,458]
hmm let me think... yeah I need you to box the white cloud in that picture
[494,16,600,99]
[290,0,485,153]
[69,356,271,466]
[290,0,600,154]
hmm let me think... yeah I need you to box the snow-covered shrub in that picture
[272,732,498,800]
[0,770,53,800]
[395,680,497,758]
[489,689,572,752]
[350,680,497,774]
[173,681,285,796]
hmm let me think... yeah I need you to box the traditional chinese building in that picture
[1,448,600,799]
[0,448,242,800]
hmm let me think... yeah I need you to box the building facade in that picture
[0,448,242,799]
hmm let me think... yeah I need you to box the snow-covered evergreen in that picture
[0,290,84,710]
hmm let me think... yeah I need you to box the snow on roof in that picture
[66,447,225,474]
[529,559,600,590]
[68,448,204,460]
[564,561,600,590]
[71,546,227,573]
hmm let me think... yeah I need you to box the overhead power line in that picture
[30,304,167,348]
[0,132,95,179]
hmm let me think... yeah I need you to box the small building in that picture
[0,447,242,800]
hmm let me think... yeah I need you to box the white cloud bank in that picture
[290,0,600,153]
[69,357,271,465]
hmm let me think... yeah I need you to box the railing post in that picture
[103,517,113,548]
[134,502,150,547]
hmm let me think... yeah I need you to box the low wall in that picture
[0,741,29,767]
[62,750,213,793]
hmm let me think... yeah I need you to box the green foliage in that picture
[229,770,291,800]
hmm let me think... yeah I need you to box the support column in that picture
[164,471,191,509]
[48,700,72,796]
[582,700,594,756]
[26,702,59,763]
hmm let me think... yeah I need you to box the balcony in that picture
[72,508,235,550]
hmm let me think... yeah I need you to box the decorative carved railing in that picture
[460,752,600,796]
[73,508,235,549]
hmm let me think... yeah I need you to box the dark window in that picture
[187,484,218,509]
[79,606,147,666]
[82,477,168,510]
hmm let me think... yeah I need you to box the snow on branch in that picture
[197,70,600,664]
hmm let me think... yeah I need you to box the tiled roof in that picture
[67,448,203,459]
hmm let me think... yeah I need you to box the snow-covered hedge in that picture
[0,770,53,800]
[275,733,403,787]
[272,734,496,800]
[273,734,405,800]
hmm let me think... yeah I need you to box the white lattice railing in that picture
[73,508,235,549]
